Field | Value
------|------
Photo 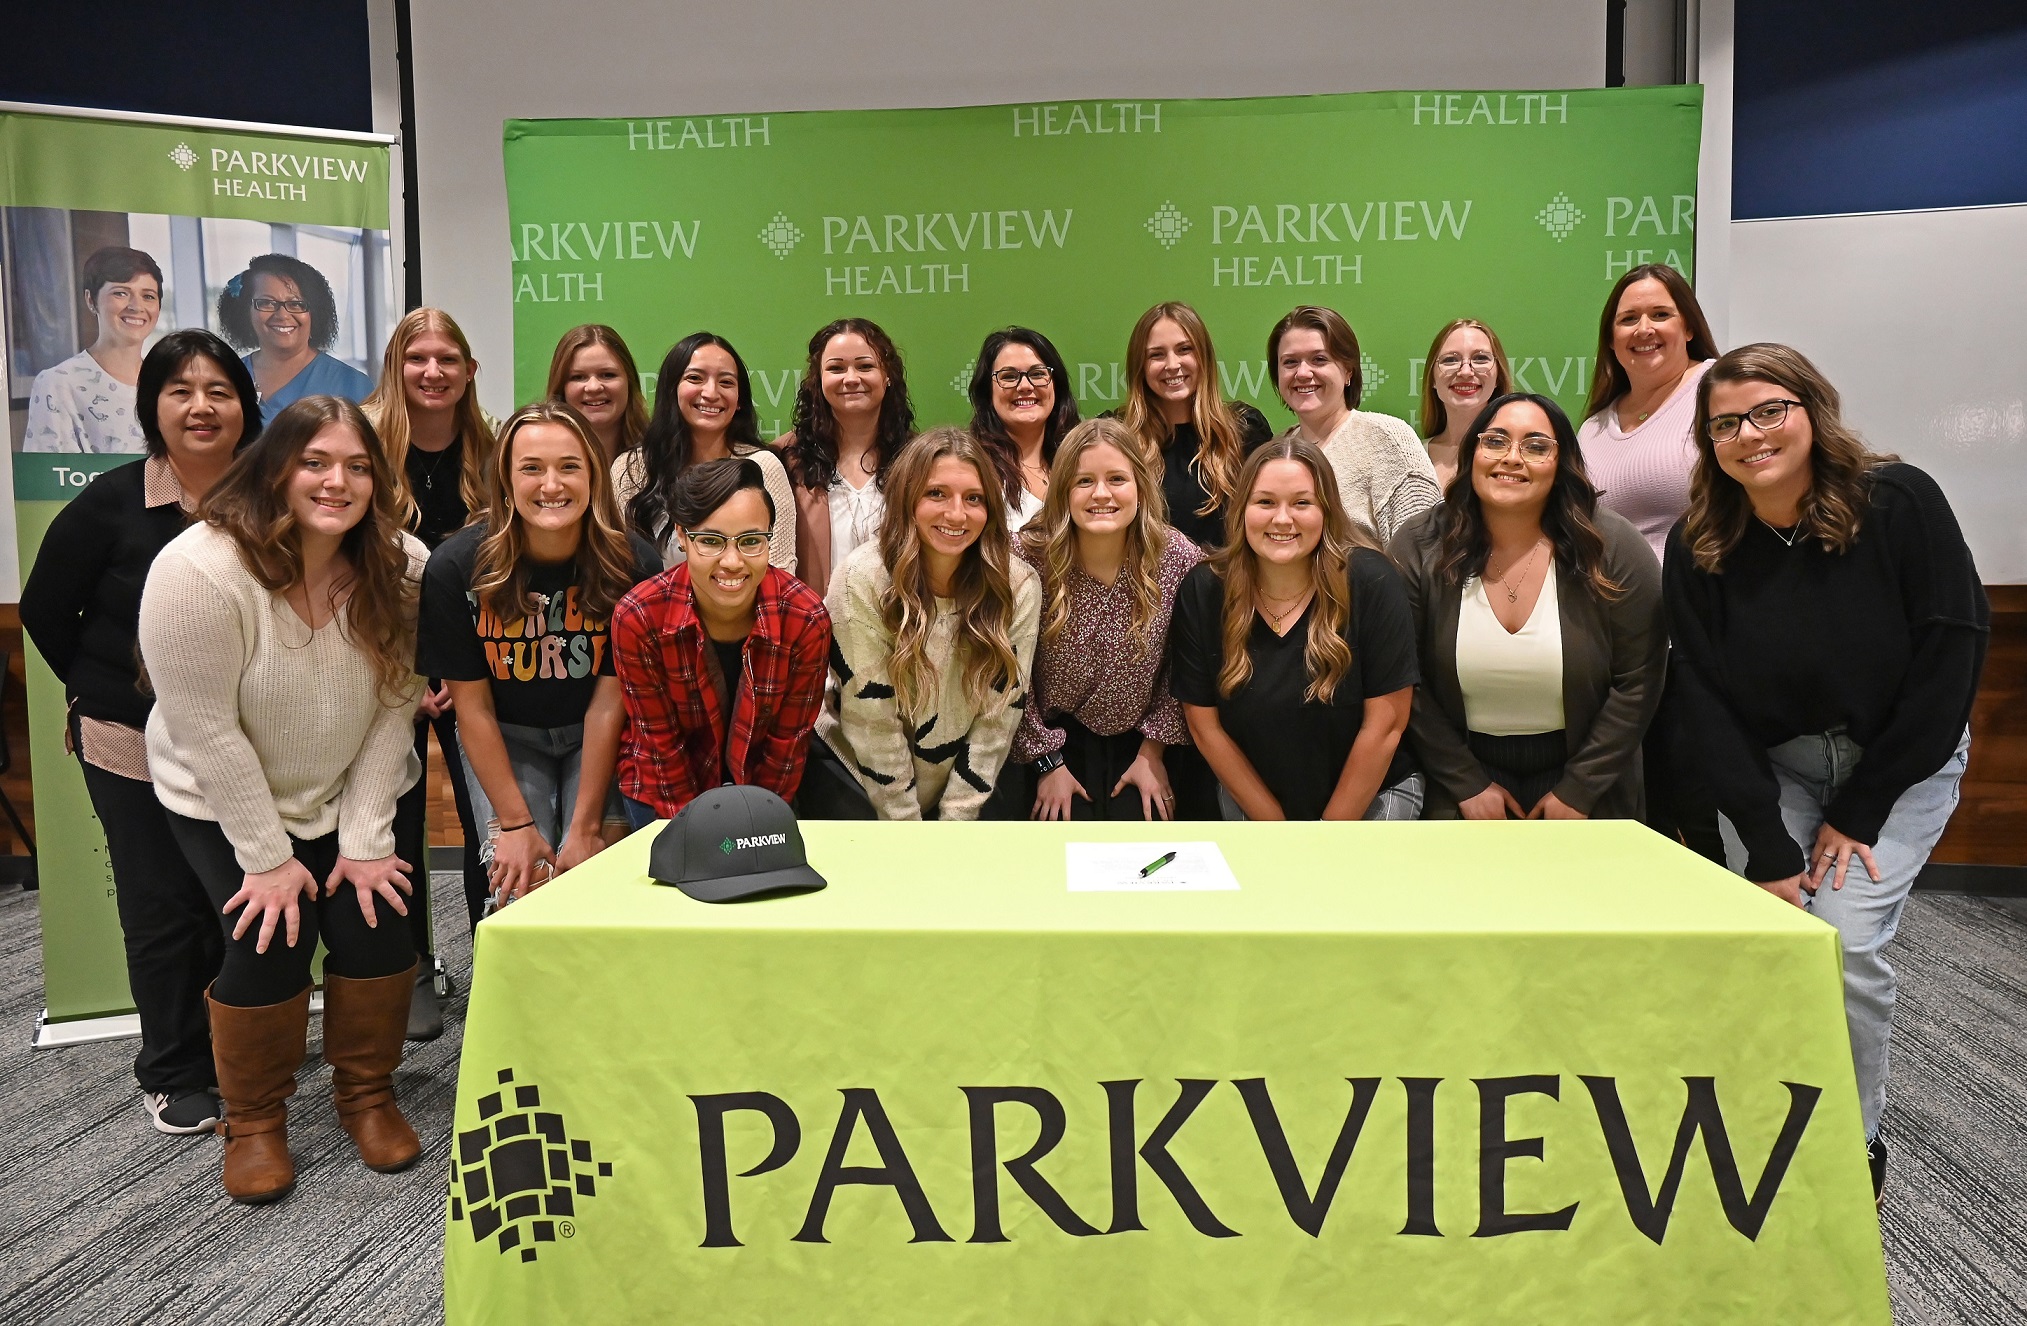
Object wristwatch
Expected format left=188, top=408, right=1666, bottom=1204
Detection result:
left=1034, top=750, right=1066, bottom=776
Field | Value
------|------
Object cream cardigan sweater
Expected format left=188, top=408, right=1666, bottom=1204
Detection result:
left=139, top=523, right=426, bottom=873
left=817, top=541, right=1041, bottom=820
left=1285, top=410, right=1443, bottom=546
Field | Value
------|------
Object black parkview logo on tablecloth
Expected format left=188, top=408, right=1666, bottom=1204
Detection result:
left=449, top=1068, right=612, bottom=1263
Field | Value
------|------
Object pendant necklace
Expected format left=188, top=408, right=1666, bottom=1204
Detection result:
left=1488, top=540, right=1545, bottom=603
left=1257, top=589, right=1311, bottom=632
left=415, top=440, right=456, bottom=494
left=1759, top=517, right=1804, bottom=547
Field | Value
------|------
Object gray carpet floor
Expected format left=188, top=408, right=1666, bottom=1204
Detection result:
left=0, top=877, right=2021, bottom=1324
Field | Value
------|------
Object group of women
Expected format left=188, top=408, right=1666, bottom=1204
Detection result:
left=17, top=265, right=1985, bottom=1206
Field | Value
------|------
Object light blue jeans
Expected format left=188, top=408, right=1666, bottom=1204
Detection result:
left=1718, top=727, right=1971, bottom=1141
left=1219, top=774, right=1426, bottom=822
left=459, top=721, right=625, bottom=868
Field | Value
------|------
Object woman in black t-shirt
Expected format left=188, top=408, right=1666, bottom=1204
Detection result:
left=1171, top=437, right=1421, bottom=820
left=1116, top=301, right=1272, bottom=552
left=417, top=401, right=660, bottom=907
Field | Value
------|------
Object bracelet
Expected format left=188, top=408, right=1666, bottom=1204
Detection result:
left=497, top=820, right=536, bottom=834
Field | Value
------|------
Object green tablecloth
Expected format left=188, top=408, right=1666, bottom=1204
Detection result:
left=444, top=820, right=1887, bottom=1324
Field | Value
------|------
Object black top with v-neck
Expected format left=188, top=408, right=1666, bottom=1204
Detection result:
left=1170, top=548, right=1420, bottom=818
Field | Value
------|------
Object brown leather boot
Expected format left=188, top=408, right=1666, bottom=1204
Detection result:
left=324, top=964, right=423, bottom=1172
left=207, top=985, right=309, bottom=1204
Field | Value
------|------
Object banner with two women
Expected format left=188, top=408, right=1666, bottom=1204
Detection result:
left=0, top=107, right=394, bottom=1030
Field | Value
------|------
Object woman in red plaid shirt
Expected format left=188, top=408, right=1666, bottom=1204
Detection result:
left=611, top=458, right=832, bottom=824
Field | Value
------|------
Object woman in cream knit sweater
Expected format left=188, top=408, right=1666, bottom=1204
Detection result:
left=804, top=427, right=1041, bottom=821
left=139, top=395, right=427, bottom=1205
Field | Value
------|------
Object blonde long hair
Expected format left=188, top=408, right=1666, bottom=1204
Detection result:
left=362, top=307, right=494, bottom=527
left=1214, top=437, right=1374, bottom=704
left=472, top=401, right=640, bottom=621
left=1119, top=301, right=1248, bottom=524
left=876, top=428, right=1022, bottom=718
left=1017, top=418, right=1170, bottom=652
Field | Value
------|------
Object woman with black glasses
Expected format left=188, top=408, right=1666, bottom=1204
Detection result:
left=1392, top=394, right=1665, bottom=820
left=968, top=327, right=1080, bottom=531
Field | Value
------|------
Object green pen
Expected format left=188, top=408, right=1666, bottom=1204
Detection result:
left=1139, top=851, right=1178, bottom=878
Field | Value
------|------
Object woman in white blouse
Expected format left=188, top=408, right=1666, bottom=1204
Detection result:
left=1390, top=393, right=1666, bottom=820
left=781, top=318, right=916, bottom=595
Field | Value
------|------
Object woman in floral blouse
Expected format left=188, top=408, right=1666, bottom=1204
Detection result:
left=1010, top=418, right=1205, bottom=820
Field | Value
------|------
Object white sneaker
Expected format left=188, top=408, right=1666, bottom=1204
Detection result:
left=145, top=1088, right=222, bottom=1135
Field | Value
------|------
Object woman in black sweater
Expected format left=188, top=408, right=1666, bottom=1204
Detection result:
left=1665, top=342, right=1987, bottom=1197
left=19, top=330, right=259, bottom=1135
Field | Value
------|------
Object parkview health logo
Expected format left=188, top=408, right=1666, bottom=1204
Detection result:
left=450, top=1068, right=612, bottom=1263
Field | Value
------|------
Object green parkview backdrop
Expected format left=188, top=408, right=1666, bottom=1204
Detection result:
left=502, top=87, right=1701, bottom=435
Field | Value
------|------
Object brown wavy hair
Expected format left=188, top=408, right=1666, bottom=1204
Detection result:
left=1214, top=437, right=1375, bottom=703
left=201, top=395, right=417, bottom=704
left=1582, top=263, right=1721, bottom=421
left=545, top=324, right=648, bottom=457
left=362, top=306, right=494, bottom=529
left=1683, top=343, right=1897, bottom=573
left=1419, top=318, right=1513, bottom=439
left=472, top=401, right=640, bottom=622
left=1018, top=418, right=1170, bottom=654
left=1120, top=302, right=1250, bottom=524
left=782, top=318, right=916, bottom=491
left=1431, top=393, right=1623, bottom=600
left=877, top=428, right=1022, bottom=717
left=1267, top=306, right=1364, bottom=410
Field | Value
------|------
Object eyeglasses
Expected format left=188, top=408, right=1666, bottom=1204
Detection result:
left=1435, top=352, right=1496, bottom=374
left=991, top=366, right=1054, bottom=390
left=1707, top=398, right=1803, bottom=444
left=683, top=530, right=770, bottom=556
left=250, top=297, right=310, bottom=314
left=1476, top=431, right=1557, bottom=461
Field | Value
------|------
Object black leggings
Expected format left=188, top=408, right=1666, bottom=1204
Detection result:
left=167, top=813, right=414, bottom=1008
left=418, top=707, right=489, bottom=931
left=77, top=756, right=221, bottom=1092
left=992, top=715, right=1174, bottom=821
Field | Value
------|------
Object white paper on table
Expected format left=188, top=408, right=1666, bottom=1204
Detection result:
left=1064, top=841, right=1240, bottom=892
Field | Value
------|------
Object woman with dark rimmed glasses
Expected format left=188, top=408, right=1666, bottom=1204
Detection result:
left=967, top=327, right=1080, bottom=531
left=1391, top=393, right=1665, bottom=821
left=1664, top=342, right=1986, bottom=1202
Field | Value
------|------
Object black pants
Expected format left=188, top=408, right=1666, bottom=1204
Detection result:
left=416, top=708, right=488, bottom=932
left=167, top=813, right=414, bottom=1008
left=993, top=716, right=1177, bottom=821
left=797, top=734, right=1019, bottom=821
left=1467, top=729, right=1568, bottom=813
left=77, top=758, right=222, bottom=1092
left=1645, top=666, right=1725, bottom=862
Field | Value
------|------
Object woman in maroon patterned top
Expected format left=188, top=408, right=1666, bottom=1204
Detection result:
left=1009, top=418, right=1205, bottom=820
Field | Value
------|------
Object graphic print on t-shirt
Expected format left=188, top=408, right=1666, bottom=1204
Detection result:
left=469, top=586, right=610, bottom=683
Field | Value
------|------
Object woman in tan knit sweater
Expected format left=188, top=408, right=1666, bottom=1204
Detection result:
left=804, top=427, right=1041, bottom=820
left=138, top=395, right=427, bottom=1205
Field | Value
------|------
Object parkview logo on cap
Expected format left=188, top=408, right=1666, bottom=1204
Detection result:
left=650, top=786, right=826, bottom=903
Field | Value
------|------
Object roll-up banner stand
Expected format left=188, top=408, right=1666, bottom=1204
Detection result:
left=0, top=103, right=397, bottom=1046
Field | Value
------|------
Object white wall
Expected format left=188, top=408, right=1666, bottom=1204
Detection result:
left=400, top=0, right=1610, bottom=419
left=1731, top=204, right=2027, bottom=582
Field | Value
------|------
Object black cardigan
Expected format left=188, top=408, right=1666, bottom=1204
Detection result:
left=20, top=459, right=191, bottom=729
left=1663, top=463, right=1987, bottom=881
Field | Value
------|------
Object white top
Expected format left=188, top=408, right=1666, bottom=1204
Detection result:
left=827, top=473, right=886, bottom=579
left=1455, top=569, right=1564, bottom=736
left=1008, top=485, right=1045, bottom=533
left=1576, top=359, right=1712, bottom=564
left=138, top=523, right=426, bottom=873
left=23, top=350, right=146, bottom=454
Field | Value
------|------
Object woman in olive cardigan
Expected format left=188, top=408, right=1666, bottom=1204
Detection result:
left=1390, top=393, right=1666, bottom=821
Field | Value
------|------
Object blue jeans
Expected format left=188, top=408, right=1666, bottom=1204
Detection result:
left=459, top=721, right=624, bottom=868
left=1717, top=727, right=1971, bottom=1140
left=1219, top=774, right=1425, bottom=822
left=623, top=795, right=661, bottom=833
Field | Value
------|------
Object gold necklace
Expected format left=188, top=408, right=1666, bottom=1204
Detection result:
left=1256, top=588, right=1312, bottom=631
left=1486, top=539, right=1546, bottom=604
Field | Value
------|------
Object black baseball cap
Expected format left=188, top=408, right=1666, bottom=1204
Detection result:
left=648, top=785, right=827, bottom=903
